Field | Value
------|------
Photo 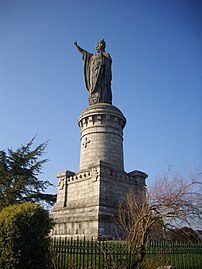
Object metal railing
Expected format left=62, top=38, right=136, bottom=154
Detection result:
left=49, top=238, right=202, bottom=269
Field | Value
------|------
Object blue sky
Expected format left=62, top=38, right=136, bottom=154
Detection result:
left=1, top=0, right=201, bottom=194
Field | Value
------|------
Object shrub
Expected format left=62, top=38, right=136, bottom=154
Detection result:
left=0, top=202, right=53, bottom=269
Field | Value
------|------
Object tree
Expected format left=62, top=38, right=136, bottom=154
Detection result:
left=115, top=169, right=202, bottom=269
left=0, top=202, right=53, bottom=269
left=167, top=227, right=201, bottom=243
left=0, top=137, right=56, bottom=210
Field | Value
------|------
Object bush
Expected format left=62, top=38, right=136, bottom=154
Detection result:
left=0, top=202, right=53, bottom=269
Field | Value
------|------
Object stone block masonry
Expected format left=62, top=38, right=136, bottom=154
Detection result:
left=52, top=160, right=147, bottom=239
left=78, top=104, right=126, bottom=171
left=51, top=103, right=148, bottom=239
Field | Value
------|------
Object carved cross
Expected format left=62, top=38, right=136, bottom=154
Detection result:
left=82, top=137, right=90, bottom=148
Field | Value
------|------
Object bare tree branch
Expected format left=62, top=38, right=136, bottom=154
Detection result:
left=114, top=169, right=202, bottom=268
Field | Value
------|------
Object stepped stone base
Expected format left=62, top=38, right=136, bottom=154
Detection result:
left=51, top=161, right=147, bottom=239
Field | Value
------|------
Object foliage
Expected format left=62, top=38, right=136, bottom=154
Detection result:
left=0, top=202, right=53, bottom=269
left=114, top=169, right=202, bottom=268
left=168, top=227, right=201, bottom=243
left=0, top=137, right=56, bottom=209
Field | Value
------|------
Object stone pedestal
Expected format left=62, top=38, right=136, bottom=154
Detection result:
left=78, top=104, right=126, bottom=171
left=51, top=104, right=148, bottom=239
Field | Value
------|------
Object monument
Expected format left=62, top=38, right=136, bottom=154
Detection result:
left=51, top=40, right=148, bottom=239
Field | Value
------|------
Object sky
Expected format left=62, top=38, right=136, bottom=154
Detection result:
left=1, top=0, right=201, bottom=195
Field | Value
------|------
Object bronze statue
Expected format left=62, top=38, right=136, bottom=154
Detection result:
left=74, top=40, right=112, bottom=105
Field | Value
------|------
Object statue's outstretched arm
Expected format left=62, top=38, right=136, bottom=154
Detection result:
left=74, top=41, right=85, bottom=54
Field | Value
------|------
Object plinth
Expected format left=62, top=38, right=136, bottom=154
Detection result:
left=52, top=104, right=147, bottom=239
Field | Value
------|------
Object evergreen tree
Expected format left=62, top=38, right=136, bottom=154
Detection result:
left=0, top=138, right=56, bottom=210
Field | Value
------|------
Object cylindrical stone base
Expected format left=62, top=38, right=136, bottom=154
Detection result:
left=78, top=104, right=126, bottom=171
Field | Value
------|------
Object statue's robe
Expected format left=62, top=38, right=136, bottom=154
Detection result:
left=82, top=51, right=112, bottom=105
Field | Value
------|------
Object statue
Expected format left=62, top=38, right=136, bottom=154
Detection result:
left=74, top=39, right=112, bottom=105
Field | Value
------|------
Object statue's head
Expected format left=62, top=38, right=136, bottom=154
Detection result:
left=96, top=39, right=106, bottom=52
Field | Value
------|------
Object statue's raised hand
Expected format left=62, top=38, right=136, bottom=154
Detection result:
left=74, top=41, right=84, bottom=53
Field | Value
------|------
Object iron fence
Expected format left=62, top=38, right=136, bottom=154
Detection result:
left=49, top=238, right=202, bottom=269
